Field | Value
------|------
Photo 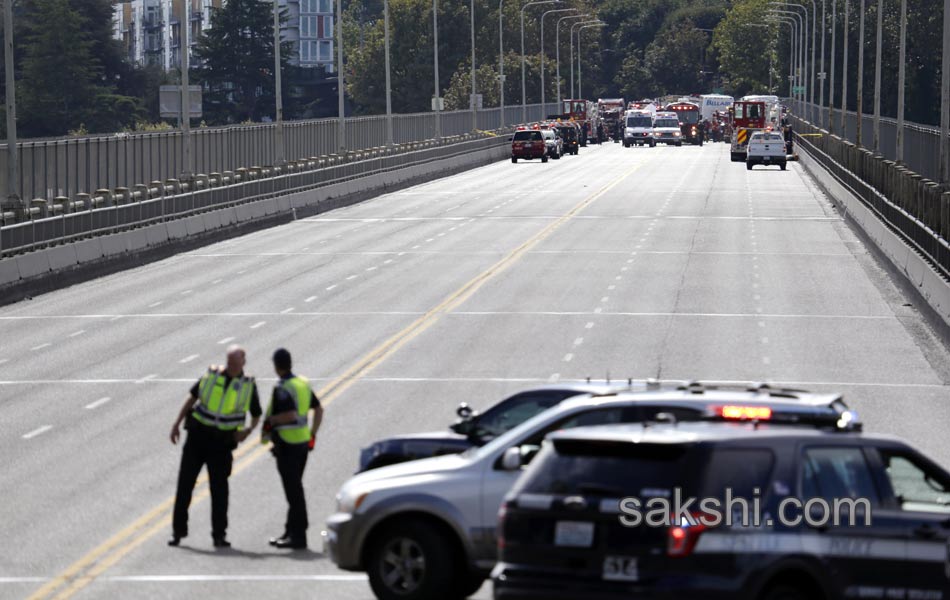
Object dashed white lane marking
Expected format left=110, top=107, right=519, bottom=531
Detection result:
left=437, top=233, right=446, bottom=237
left=69, top=330, right=86, bottom=337
left=574, top=338, right=584, bottom=346
left=762, top=357, right=772, bottom=365
left=411, top=245, right=420, bottom=249
left=250, top=321, right=267, bottom=329
left=346, top=275, right=358, bottom=281
left=218, top=337, right=235, bottom=344
left=762, top=337, right=770, bottom=344
left=383, top=259, right=394, bottom=264
left=100, top=575, right=369, bottom=583
left=585, top=322, right=595, bottom=329
left=31, top=343, right=51, bottom=351
left=85, top=397, right=112, bottom=410
left=22, top=425, right=53, bottom=440
left=615, top=275, right=622, bottom=280
left=608, top=285, right=616, bottom=291
left=237, top=270, right=247, bottom=275
left=758, top=321, right=766, bottom=328
left=326, top=285, right=338, bottom=291
left=179, top=354, right=199, bottom=364
left=601, top=297, right=610, bottom=303
left=136, top=374, right=158, bottom=384
left=148, top=302, right=163, bottom=308
left=212, top=279, right=222, bottom=285
left=594, top=307, right=603, bottom=314
left=0, top=359, right=8, bottom=365
left=305, top=296, right=317, bottom=303
left=110, top=316, right=122, bottom=322
left=366, top=267, right=378, bottom=272
left=563, top=353, right=574, bottom=362
left=180, top=290, right=193, bottom=296
left=281, top=308, right=295, bottom=314
left=398, top=252, right=407, bottom=256
left=425, top=238, right=435, bottom=243
left=548, top=373, right=561, bottom=383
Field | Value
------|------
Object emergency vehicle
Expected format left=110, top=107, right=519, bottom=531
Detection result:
left=560, top=99, right=601, bottom=146
left=627, top=99, right=658, bottom=118
left=741, top=94, right=782, bottom=126
left=665, top=101, right=703, bottom=145
left=623, top=110, right=655, bottom=147
left=730, top=100, right=769, bottom=162
left=699, top=94, right=734, bottom=121
left=598, top=98, right=626, bottom=143
left=652, top=111, right=683, bottom=146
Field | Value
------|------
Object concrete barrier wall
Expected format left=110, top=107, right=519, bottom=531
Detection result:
left=0, top=141, right=509, bottom=305
left=797, top=140, right=950, bottom=330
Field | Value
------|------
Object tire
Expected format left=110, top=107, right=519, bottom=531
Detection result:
left=452, top=570, right=485, bottom=599
left=510, top=157, right=517, bottom=163
left=760, top=585, right=810, bottom=600
left=367, top=520, right=456, bottom=600
left=780, top=161, right=787, bottom=171
left=573, top=148, right=578, bottom=155
left=553, top=152, right=561, bottom=160
left=676, top=141, right=682, bottom=147
left=649, top=141, right=656, bottom=148
left=541, top=155, right=548, bottom=163
left=623, top=141, right=630, bottom=148
left=747, top=162, right=753, bottom=170
left=731, top=152, right=743, bottom=162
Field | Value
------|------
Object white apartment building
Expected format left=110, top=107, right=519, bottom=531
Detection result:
left=114, top=0, right=336, bottom=72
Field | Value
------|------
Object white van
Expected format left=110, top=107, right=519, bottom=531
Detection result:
left=623, top=110, right=655, bottom=147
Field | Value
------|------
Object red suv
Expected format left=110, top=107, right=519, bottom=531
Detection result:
left=511, top=130, right=548, bottom=163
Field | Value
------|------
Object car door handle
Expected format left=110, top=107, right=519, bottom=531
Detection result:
left=914, top=525, right=938, bottom=539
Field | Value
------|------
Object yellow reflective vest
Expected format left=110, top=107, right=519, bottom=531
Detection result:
left=265, top=376, right=312, bottom=444
left=191, top=368, right=255, bottom=431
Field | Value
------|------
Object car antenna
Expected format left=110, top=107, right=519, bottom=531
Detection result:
left=586, top=376, right=591, bottom=383
left=606, top=370, right=611, bottom=384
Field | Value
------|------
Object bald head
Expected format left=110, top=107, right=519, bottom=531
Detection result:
left=225, top=345, right=246, bottom=376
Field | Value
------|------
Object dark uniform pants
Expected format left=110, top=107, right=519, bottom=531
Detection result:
left=173, top=427, right=234, bottom=539
left=274, top=442, right=309, bottom=541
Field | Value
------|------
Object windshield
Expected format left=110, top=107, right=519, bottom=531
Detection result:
left=627, top=116, right=652, bottom=128
left=513, top=131, right=542, bottom=141
left=675, top=111, right=699, bottom=124
left=464, top=397, right=592, bottom=460
left=655, top=118, right=678, bottom=128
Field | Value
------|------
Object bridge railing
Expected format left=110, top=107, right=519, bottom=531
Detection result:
left=0, top=103, right=561, bottom=210
left=788, top=110, right=950, bottom=281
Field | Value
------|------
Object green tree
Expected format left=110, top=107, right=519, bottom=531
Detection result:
left=17, top=0, right=104, bottom=136
left=712, top=0, right=775, bottom=96
left=194, top=0, right=294, bottom=124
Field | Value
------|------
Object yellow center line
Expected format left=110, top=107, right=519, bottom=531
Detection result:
left=28, top=159, right=642, bottom=600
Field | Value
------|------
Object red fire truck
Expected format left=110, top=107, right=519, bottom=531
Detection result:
left=560, top=99, right=602, bottom=146
left=664, top=101, right=703, bottom=146
left=729, top=100, right=768, bottom=162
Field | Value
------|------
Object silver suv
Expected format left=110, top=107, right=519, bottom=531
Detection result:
left=323, top=382, right=859, bottom=600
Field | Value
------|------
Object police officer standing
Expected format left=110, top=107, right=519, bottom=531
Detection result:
left=264, top=348, right=324, bottom=550
left=168, top=345, right=261, bottom=548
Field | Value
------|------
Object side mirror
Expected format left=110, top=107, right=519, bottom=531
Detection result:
left=508, top=137, right=514, bottom=142
left=501, top=447, right=523, bottom=471
left=457, top=403, right=473, bottom=420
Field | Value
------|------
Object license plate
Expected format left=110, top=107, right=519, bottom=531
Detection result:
left=554, top=521, right=594, bottom=547
left=603, top=556, right=639, bottom=581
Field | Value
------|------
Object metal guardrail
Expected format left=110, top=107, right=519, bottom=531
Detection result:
left=0, top=134, right=509, bottom=258
left=790, top=113, right=950, bottom=281
left=0, top=103, right=560, bottom=208
left=792, top=100, right=947, bottom=183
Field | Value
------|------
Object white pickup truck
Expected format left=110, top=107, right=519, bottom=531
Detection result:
left=746, top=131, right=787, bottom=170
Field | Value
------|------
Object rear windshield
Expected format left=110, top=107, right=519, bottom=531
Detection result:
left=513, top=440, right=699, bottom=497
left=678, top=112, right=699, bottom=124
left=513, top=131, right=542, bottom=141
left=655, top=118, right=678, bottom=128
left=627, top=116, right=652, bottom=128
left=753, top=134, right=784, bottom=142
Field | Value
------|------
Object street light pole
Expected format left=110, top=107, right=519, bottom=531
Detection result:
left=873, top=0, right=882, bottom=152
left=556, top=15, right=587, bottom=108
left=819, top=0, right=825, bottom=128
left=385, top=0, right=393, bottom=145
left=470, top=0, right=477, bottom=132
left=896, top=0, right=906, bottom=162
left=569, top=20, right=599, bottom=100
left=433, top=0, right=441, bottom=138
left=540, top=8, right=575, bottom=116
left=336, top=0, right=345, bottom=152
left=577, top=23, right=605, bottom=98
left=829, top=0, right=836, bottom=134
left=3, top=0, right=19, bottom=211
left=273, top=0, right=285, bottom=166
left=181, top=0, right=193, bottom=180
left=840, top=0, right=849, bottom=135
left=856, top=0, right=865, bottom=147
left=769, top=8, right=804, bottom=107
left=941, top=0, right=950, bottom=182
left=521, top=0, right=559, bottom=124
left=499, top=0, right=506, bottom=127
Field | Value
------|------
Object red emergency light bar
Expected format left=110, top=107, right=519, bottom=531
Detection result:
left=715, top=405, right=773, bottom=420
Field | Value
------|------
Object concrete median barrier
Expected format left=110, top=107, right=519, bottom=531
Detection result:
left=145, top=224, right=169, bottom=246
left=74, top=239, right=103, bottom=263
left=16, top=250, right=51, bottom=279
left=166, top=220, right=188, bottom=240
left=184, top=215, right=206, bottom=236
left=100, top=233, right=130, bottom=257
left=0, top=257, right=20, bottom=286
left=127, top=229, right=149, bottom=252
left=202, top=211, right=223, bottom=230
left=47, top=245, right=78, bottom=270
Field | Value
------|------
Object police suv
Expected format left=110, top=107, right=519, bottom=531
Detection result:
left=324, top=382, right=861, bottom=600
left=493, top=420, right=950, bottom=600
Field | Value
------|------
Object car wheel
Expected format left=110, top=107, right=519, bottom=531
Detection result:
left=451, top=570, right=485, bottom=599
left=510, top=157, right=517, bottom=163
left=367, top=520, right=455, bottom=600
left=541, top=155, right=548, bottom=163
left=780, top=162, right=787, bottom=171
left=676, top=141, right=682, bottom=147
left=649, top=141, right=656, bottom=148
left=747, top=162, right=753, bottom=170
left=623, top=142, right=629, bottom=148
left=760, top=585, right=810, bottom=600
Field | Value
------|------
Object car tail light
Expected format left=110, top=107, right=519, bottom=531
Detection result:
left=716, top=405, right=772, bottom=420
left=497, top=503, right=509, bottom=550
left=667, top=512, right=711, bottom=557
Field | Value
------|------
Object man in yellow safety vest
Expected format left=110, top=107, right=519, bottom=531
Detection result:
left=263, top=348, right=323, bottom=549
left=168, top=345, right=261, bottom=548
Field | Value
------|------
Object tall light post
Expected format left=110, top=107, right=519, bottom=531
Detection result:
left=336, top=0, right=345, bottom=152
left=521, top=0, right=560, bottom=124
left=433, top=0, right=441, bottom=138
left=384, top=0, right=393, bottom=145
left=856, top=0, right=865, bottom=147
left=570, top=19, right=600, bottom=100
left=780, top=2, right=814, bottom=121
left=769, top=8, right=805, bottom=107
left=3, top=0, right=19, bottom=212
left=181, top=0, right=193, bottom=180
left=829, top=0, right=836, bottom=134
left=470, top=0, right=477, bottom=132
left=556, top=14, right=588, bottom=107
left=273, top=0, right=286, bottom=166
left=872, top=0, right=883, bottom=152
left=941, top=0, right=949, bottom=182
left=895, top=0, right=907, bottom=162
left=818, top=0, right=825, bottom=128
left=769, top=16, right=798, bottom=99
left=499, top=0, right=507, bottom=127
left=577, top=22, right=606, bottom=98
left=540, top=8, right=576, bottom=115
left=840, top=0, right=849, bottom=135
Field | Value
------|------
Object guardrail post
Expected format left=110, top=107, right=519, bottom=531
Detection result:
left=210, top=173, right=222, bottom=187
left=114, top=187, right=130, bottom=205
left=134, top=184, right=149, bottom=202
left=53, top=196, right=70, bottom=214
left=30, top=198, right=47, bottom=219
left=941, top=191, right=950, bottom=240
left=95, top=189, right=113, bottom=207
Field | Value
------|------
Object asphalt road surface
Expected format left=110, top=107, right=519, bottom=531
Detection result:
left=2, top=140, right=949, bottom=600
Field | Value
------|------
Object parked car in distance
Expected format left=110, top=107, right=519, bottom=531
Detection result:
left=746, top=131, right=787, bottom=170
left=510, top=130, right=547, bottom=163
